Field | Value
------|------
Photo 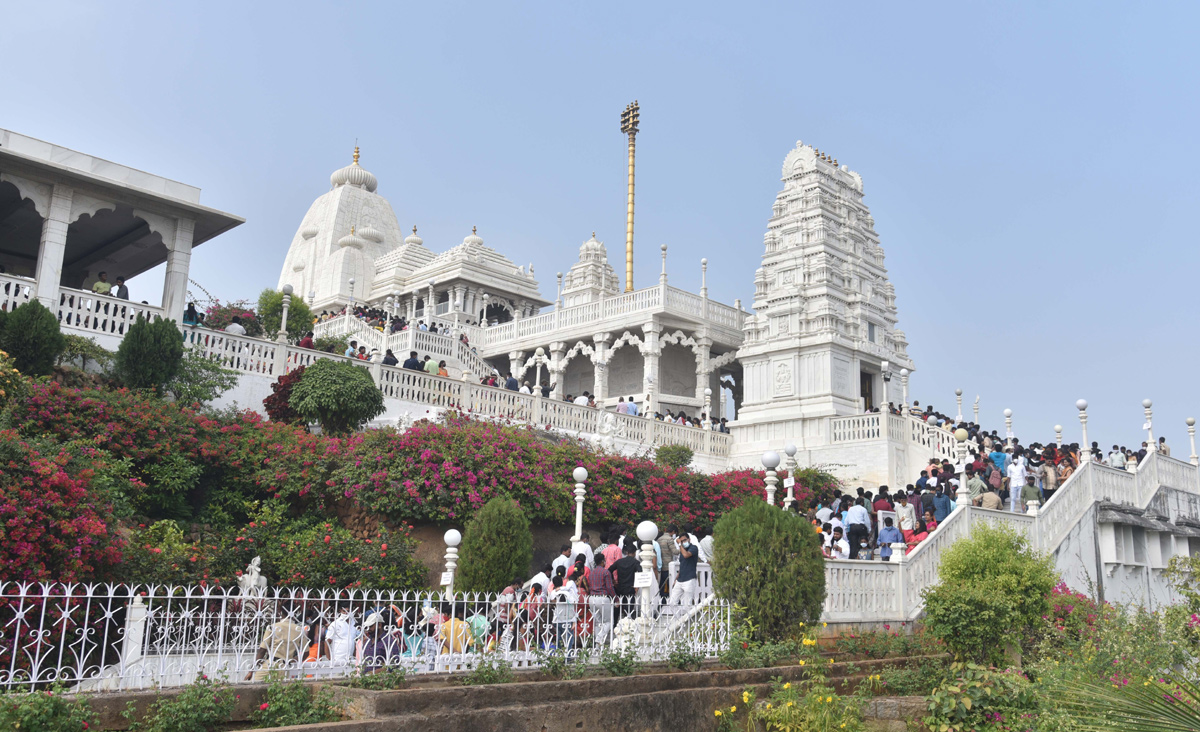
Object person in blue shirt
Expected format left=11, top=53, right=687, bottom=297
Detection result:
left=989, top=448, right=1008, bottom=476
left=933, top=485, right=953, bottom=523
left=877, top=517, right=904, bottom=561
left=915, top=471, right=929, bottom=492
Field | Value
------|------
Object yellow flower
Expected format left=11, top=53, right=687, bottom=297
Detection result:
left=766, top=704, right=772, bottom=709
left=799, top=622, right=805, bottom=627
left=826, top=696, right=833, bottom=703
left=714, top=710, right=722, bottom=717
left=823, top=622, right=828, bottom=628
left=730, top=706, right=737, bottom=713
left=799, top=660, right=805, bottom=666
left=787, top=701, right=793, bottom=707
left=743, top=692, right=750, bottom=703
left=783, top=682, right=791, bottom=689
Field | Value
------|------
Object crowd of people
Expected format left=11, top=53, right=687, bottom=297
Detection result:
left=812, top=399, right=1175, bottom=561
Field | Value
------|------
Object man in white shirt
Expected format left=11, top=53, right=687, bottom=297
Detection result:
left=829, top=527, right=850, bottom=560
left=573, top=391, right=591, bottom=406
left=815, top=505, right=834, bottom=525
left=1107, top=446, right=1126, bottom=470
left=324, top=609, right=356, bottom=665
left=418, top=321, right=428, bottom=331
left=224, top=316, right=247, bottom=335
left=844, top=497, right=872, bottom=560
left=895, top=494, right=917, bottom=532
left=550, top=543, right=573, bottom=577
left=570, top=533, right=595, bottom=569
left=1006, top=460, right=1027, bottom=512
left=519, top=382, right=532, bottom=395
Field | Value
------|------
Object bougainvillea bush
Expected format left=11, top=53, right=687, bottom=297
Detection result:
left=202, top=299, right=262, bottom=336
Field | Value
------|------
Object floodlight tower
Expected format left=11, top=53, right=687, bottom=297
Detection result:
left=620, top=100, right=640, bottom=292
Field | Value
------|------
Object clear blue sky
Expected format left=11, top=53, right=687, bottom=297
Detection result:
left=4, top=1, right=1199, bottom=451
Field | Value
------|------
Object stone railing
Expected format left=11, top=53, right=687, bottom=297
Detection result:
left=0, top=272, right=33, bottom=313
left=313, top=314, right=491, bottom=380
left=0, top=275, right=167, bottom=336
left=830, top=412, right=963, bottom=463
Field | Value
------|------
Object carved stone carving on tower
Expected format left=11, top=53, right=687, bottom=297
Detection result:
left=562, top=233, right=619, bottom=307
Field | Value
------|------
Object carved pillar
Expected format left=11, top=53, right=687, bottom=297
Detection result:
left=550, top=342, right=567, bottom=400
left=693, top=335, right=712, bottom=403
left=161, top=217, right=195, bottom=322
left=592, top=332, right=611, bottom=402
left=508, top=350, right=524, bottom=380
left=640, top=321, right=662, bottom=416
left=34, top=184, right=74, bottom=308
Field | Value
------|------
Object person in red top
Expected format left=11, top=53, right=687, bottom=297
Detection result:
left=298, top=331, right=315, bottom=349
left=872, top=488, right=893, bottom=513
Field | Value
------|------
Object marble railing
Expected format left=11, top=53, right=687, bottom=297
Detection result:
left=0, top=275, right=167, bottom=337
left=0, top=272, right=33, bottom=313
left=819, top=450, right=1200, bottom=623
left=830, top=412, right=962, bottom=463
left=313, top=315, right=491, bottom=380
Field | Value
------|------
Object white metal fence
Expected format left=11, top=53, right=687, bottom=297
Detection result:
left=0, top=583, right=731, bottom=692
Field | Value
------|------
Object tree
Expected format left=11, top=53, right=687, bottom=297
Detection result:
left=711, top=497, right=826, bottom=640
left=165, top=349, right=239, bottom=406
left=655, top=444, right=694, bottom=468
left=0, top=300, right=65, bottom=376
left=456, top=497, right=535, bottom=593
left=257, top=288, right=315, bottom=345
left=263, top=366, right=306, bottom=423
left=57, top=334, right=114, bottom=372
left=288, top=358, right=384, bottom=435
left=114, top=316, right=184, bottom=391
left=922, top=522, right=1057, bottom=664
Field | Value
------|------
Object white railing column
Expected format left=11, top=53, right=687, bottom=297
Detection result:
left=892, top=543, right=908, bottom=617
left=1077, top=400, right=1091, bottom=462
left=442, top=529, right=461, bottom=597
left=762, top=451, right=780, bottom=505
left=637, top=520, right=658, bottom=642
left=571, top=467, right=588, bottom=542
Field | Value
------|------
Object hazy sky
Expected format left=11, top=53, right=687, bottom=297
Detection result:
left=4, top=1, right=1199, bottom=450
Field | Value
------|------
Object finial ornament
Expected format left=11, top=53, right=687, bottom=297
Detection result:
left=352, top=145, right=360, bottom=165
left=351, top=225, right=355, bottom=234
left=412, top=225, right=417, bottom=234
left=472, top=226, right=477, bottom=235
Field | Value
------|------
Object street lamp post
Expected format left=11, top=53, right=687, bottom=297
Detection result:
left=571, top=467, right=588, bottom=541
left=1004, top=409, right=1013, bottom=448
left=762, top=451, right=780, bottom=505
left=1188, top=417, right=1198, bottom=466
left=482, top=293, right=490, bottom=328
left=703, top=387, right=712, bottom=429
left=348, top=277, right=355, bottom=308
left=783, top=443, right=798, bottom=509
left=534, top=347, right=546, bottom=391
left=973, top=396, right=980, bottom=426
left=1077, top=400, right=1091, bottom=462
left=636, top=520, right=658, bottom=626
left=278, top=284, right=293, bottom=344
left=900, top=369, right=909, bottom=411
left=881, top=360, right=891, bottom=410
left=1143, top=399, right=1155, bottom=448
left=308, top=290, right=315, bottom=307
left=1055, top=425, right=1063, bottom=449
left=955, top=389, right=963, bottom=424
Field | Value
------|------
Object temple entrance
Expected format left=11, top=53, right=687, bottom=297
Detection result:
left=860, top=370, right=874, bottom=412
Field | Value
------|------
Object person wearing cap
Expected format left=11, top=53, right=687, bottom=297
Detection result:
left=360, top=610, right=401, bottom=671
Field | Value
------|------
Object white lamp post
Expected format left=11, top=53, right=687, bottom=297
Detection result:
left=762, top=450, right=780, bottom=505
left=955, top=388, right=963, bottom=424
left=703, top=387, right=712, bottom=429
left=571, top=466, right=588, bottom=541
left=1143, top=399, right=1154, bottom=448
left=1077, top=400, right=1090, bottom=462
left=881, top=360, right=891, bottom=409
left=955, top=428, right=971, bottom=507
left=482, top=293, right=490, bottom=328
left=392, top=290, right=401, bottom=317
left=278, top=284, right=293, bottom=344
left=782, top=443, right=797, bottom=508
left=348, top=277, right=355, bottom=308
left=1054, top=425, right=1063, bottom=449
left=900, top=368, right=909, bottom=411
left=1003, top=408, right=1013, bottom=448
left=427, top=280, right=436, bottom=321
left=534, top=347, right=546, bottom=392
left=636, top=520, right=658, bottom=619
left=1188, top=417, right=1198, bottom=466
left=973, top=396, right=980, bottom=426
left=443, top=529, right=461, bottom=596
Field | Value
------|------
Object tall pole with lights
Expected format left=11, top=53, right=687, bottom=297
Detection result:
left=620, top=101, right=640, bottom=293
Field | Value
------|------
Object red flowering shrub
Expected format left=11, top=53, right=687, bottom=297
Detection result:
left=264, top=366, right=305, bottom=423
left=203, top=299, right=262, bottom=336
left=0, top=431, right=125, bottom=582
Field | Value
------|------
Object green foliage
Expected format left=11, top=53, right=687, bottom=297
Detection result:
left=654, top=443, right=694, bottom=468
left=718, top=612, right=824, bottom=670
left=923, top=662, right=1037, bottom=732
left=834, top=626, right=942, bottom=660
left=114, top=315, right=184, bottom=391
left=922, top=523, right=1057, bottom=663
left=248, top=672, right=340, bottom=728
left=312, top=335, right=350, bottom=353
left=0, top=348, right=30, bottom=409
left=0, top=300, right=65, bottom=376
left=57, top=333, right=113, bottom=371
left=461, top=654, right=516, bottom=685
left=534, top=647, right=588, bottom=680
left=751, top=673, right=881, bottom=732
left=877, top=659, right=948, bottom=696
left=712, top=497, right=826, bottom=641
left=289, top=358, right=384, bottom=435
left=257, top=288, right=315, bottom=345
left=600, top=645, right=642, bottom=676
left=1055, top=673, right=1200, bottom=732
left=456, top=497, right=534, bottom=593
left=124, top=673, right=236, bottom=732
left=165, top=349, right=239, bottom=406
left=667, top=642, right=704, bottom=672
left=341, top=665, right=408, bottom=690
left=0, top=685, right=96, bottom=732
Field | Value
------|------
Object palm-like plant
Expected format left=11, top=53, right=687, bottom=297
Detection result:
left=1058, top=675, right=1200, bottom=731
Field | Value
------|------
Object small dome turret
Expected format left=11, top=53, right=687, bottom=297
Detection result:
left=337, top=226, right=366, bottom=249
left=404, top=225, right=423, bottom=246
left=330, top=146, right=378, bottom=193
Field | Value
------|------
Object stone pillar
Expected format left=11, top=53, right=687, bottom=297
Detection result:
left=508, top=350, right=524, bottom=381
left=592, top=332, right=610, bottom=402
left=693, top=335, right=712, bottom=405
left=550, top=342, right=567, bottom=400
left=640, top=321, right=661, bottom=415
left=161, top=217, right=195, bottom=322
left=33, top=184, right=74, bottom=308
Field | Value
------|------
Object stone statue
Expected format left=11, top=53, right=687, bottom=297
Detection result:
left=238, top=556, right=268, bottom=597
left=594, top=411, right=626, bottom=451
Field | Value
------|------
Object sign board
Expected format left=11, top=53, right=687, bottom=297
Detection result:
left=633, top=572, right=653, bottom=589
left=439, top=571, right=453, bottom=587
left=783, top=477, right=796, bottom=488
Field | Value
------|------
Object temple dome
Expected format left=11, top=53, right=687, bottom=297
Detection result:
left=462, top=226, right=484, bottom=247
left=330, top=146, right=378, bottom=193
left=579, top=232, right=606, bottom=258
left=358, top=225, right=384, bottom=243
left=404, top=226, right=423, bottom=246
left=337, top=227, right=366, bottom=249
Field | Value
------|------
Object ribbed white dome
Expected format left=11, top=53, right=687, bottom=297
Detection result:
left=300, top=225, right=319, bottom=239
left=358, top=225, right=384, bottom=243
left=404, top=225, right=423, bottom=246
left=463, top=226, right=484, bottom=247
left=579, top=232, right=606, bottom=258
left=337, top=227, right=366, bottom=249
left=330, top=146, right=378, bottom=193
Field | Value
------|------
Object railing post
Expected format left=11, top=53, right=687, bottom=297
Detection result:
left=274, top=342, right=289, bottom=376
left=369, top=351, right=382, bottom=386
left=892, top=544, right=907, bottom=618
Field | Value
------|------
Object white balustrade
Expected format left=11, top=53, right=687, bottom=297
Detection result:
left=0, top=272, right=33, bottom=313
left=823, top=560, right=901, bottom=622
left=56, top=287, right=166, bottom=337
left=181, top=328, right=279, bottom=376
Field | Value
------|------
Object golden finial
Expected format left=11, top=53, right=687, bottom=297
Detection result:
left=592, top=231, right=596, bottom=238
left=833, top=158, right=838, bottom=166
left=351, top=225, right=356, bottom=234
left=472, top=226, right=477, bottom=235
left=352, top=145, right=360, bottom=165
left=412, top=225, right=417, bottom=234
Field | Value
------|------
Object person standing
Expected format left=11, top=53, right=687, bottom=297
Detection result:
left=402, top=351, right=422, bottom=370
left=91, top=271, right=112, bottom=295
left=224, top=315, right=247, bottom=335
left=844, top=497, right=871, bottom=560
left=1020, top=475, right=1041, bottom=513
left=669, top=532, right=699, bottom=606
left=609, top=543, right=642, bottom=619
left=1159, top=437, right=1171, bottom=457
left=895, top=493, right=917, bottom=533
left=1006, top=459, right=1027, bottom=512
left=113, top=276, right=129, bottom=299
left=571, top=532, right=595, bottom=570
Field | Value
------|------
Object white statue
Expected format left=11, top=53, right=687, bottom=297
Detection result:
left=238, top=556, right=268, bottom=597
left=594, top=411, right=627, bottom=451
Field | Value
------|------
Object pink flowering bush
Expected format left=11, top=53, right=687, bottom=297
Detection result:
left=202, top=299, right=263, bottom=337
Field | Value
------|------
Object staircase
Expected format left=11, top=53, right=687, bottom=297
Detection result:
left=313, top=314, right=492, bottom=380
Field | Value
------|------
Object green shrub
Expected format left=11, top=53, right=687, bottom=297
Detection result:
left=114, top=315, right=184, bottom=391
left=655, top=444, right=694, bottom=468
left=461, top=654, right=515, bottom=685
left=263, top=366, right=306, bottom=423
left=456, top=497, right=534, bottom=593
left=289, top=358, right=384, bottom=434
left=165, top=348, right=239, bottom=406
left=249, top=672, right=340, bottom=728
left=599, top=645, right=641, bottom=676
left=712, top=497, right=826, bottom=641
left=342, top=665, right=408, bottom=690
left=0, top=685, right=96, bottom=731
left=57, top=333, right=113, bottom=371
left=257, top=288, right=315, bottom=344
left=923, top=662, right=1037, bottom=732
left=0, top=348, right=30, bottom=410
left=124, top=673, right=236, bottom=732
left=0, top=300, right=65, bottom=376
left=313, top=335, right=349, bottom=353
left=921, top=523, right=1056, bottom=664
